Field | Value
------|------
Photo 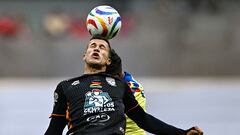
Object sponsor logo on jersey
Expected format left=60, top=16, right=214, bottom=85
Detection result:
left=84, top=89, right=115, bottom=115
left=71, top=80, right=80, bottom=85
left=106, top=77, right=116, bottom=87
left=53, top=92, right=59, bottom=106
left=86, top=113, right=110, bottom=125
left=90, top=81, right=102, bottom=88
left=54, top=92, right=58, bottom=102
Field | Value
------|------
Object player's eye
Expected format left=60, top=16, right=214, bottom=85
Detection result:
left=99, top=44, right=106, bottom=50
left=90, top=43, right=96, bottom=48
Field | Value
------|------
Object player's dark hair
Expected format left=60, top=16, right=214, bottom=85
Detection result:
left=90, top=35, right=110, bottom=45
left=106, top=49, right=122, bottom=76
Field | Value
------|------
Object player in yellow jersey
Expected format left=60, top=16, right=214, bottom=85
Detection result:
left=123, top=71, right=146, bottom=135
left=106, top=49, right=146, bottom=135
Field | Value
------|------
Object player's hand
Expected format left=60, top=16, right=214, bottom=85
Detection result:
left=186, top=126, right=203, bottom=135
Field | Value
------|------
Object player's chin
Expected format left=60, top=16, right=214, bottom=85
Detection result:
left=88, top=61, right=105, bottom=68
left=88, top=58, right=100, bottom=64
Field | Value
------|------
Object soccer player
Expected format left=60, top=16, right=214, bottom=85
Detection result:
left=44, top=36, right=203, bottom=135
left=106, top=49, right=146, bottom=135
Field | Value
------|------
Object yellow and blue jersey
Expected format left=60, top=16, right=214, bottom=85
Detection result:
left=123, top=71, right=146, bottom=135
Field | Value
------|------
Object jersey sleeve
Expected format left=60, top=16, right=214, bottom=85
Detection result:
left=45, top=82, right=67, bottom=135
left=50, top=81, right=67, bottom=117
left=123, top=71, right=146, bottom=110
left=123, top=83, right=140, bottom=113
left=44, top=116, right=67, bottom=135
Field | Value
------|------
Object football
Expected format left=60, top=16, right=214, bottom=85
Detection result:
left=86, top=5, right=122, bottom=39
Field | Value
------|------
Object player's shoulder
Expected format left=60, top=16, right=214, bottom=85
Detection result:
left=123, top=71, right=136, bottom=82
left=65, top=75, right=83, bottom=82
left=123, top=71, right=144, bottom=89
left=57, top=75, right=85, bottom=86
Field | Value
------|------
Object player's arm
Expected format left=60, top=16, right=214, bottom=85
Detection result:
left=126, top=106, right=203, bottom=135
left=45, top=116, right=67, bottom=135
left=126, top=104, right=186, bottom=135
left=123, top=84, right=187, bottom=135
left=45, top=81, right=67, bottom=135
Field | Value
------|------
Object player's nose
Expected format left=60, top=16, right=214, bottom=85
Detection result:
left=93, top=47, right=100, bottom=52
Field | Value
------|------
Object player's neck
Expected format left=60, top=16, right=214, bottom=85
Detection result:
left=84, top=65, right=106, bottom=74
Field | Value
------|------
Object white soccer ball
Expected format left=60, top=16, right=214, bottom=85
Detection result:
left=86, top=5, right=122, bottom=39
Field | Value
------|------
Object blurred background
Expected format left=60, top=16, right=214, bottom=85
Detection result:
left=0, top=0, right=240, bottom=134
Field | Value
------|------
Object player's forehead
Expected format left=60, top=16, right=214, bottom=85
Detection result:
left=88, top=39, right=110, bottom=49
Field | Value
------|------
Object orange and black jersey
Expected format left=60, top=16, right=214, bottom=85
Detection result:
left=45, top=73, right=187, bottom=135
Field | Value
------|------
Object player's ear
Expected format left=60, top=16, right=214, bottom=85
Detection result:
left=82, top=53, right=86, bottom=61
left=83, top=44, right=89, bottom=61
left=106, top=58, right=111, bottom=66
left=106, top=48, right=111, bottom=65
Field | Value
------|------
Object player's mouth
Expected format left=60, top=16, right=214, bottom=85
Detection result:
left=91, top=52, right=100, bottom=59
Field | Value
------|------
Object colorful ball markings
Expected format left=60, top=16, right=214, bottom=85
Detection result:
left=86, top=5, right=122, bottom=39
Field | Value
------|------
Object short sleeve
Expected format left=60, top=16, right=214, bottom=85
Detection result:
left=123, top=83, right=139, bottom=114
left=50, top=82, right=67, bottom=117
